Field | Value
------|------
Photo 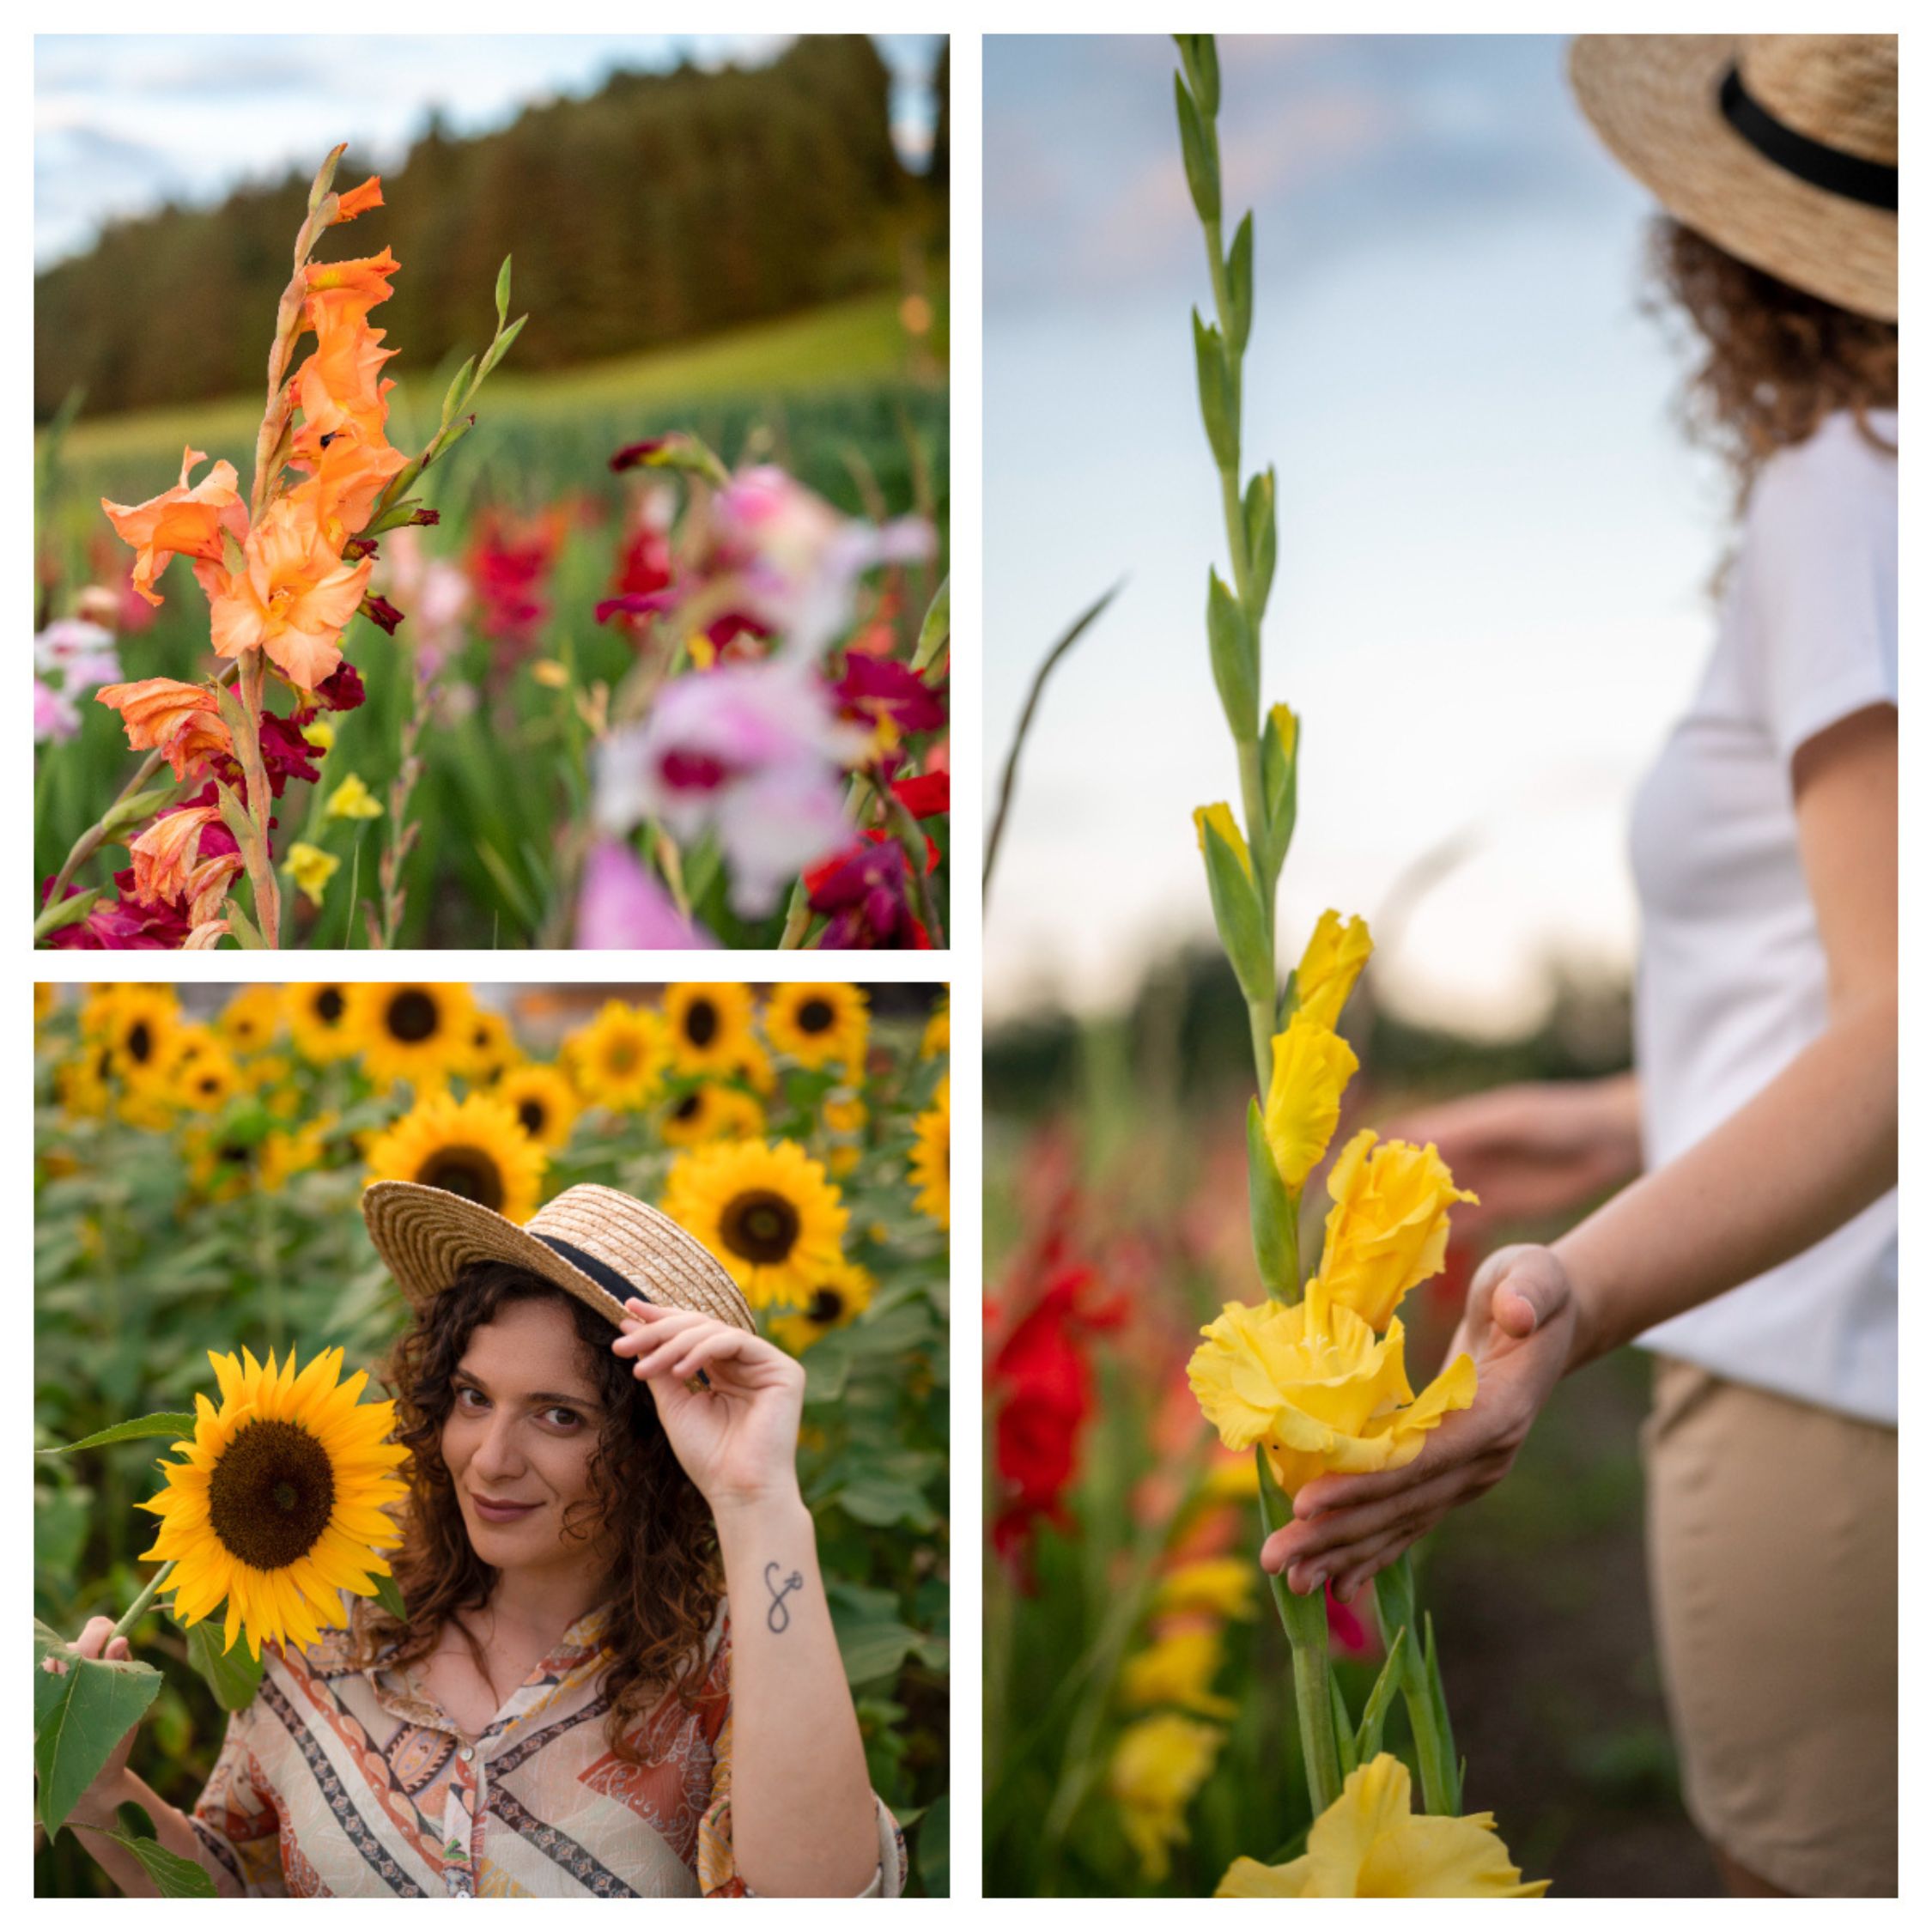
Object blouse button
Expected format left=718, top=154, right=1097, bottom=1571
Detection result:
left=459, top=1745, right=475, bottom=1763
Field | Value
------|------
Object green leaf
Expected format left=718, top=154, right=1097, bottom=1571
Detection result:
left=912, top=574, right=951, bottom=673
left=438, top=355, right=477, bottom=428
left=76, top=1824, right=216, bottom=1898
left=494, top=253, right=513, bottom=329
left=917, top=1791, right=950, bottom=1897
left=1243, top=465, right=1278, bottom=619
left=1244, top=1098, right=1297, bottom=1300
left=1227, top=212, right=1255, bottom=356
left=33, top=1621, right=163, bottom=1839
left=98, top=785, right=184, bottom=843
left=1258, top=698, right=1298, bottom=887
left=1330, top=1674, right=1358, bottom=1776
left=1197, top=809, right=1273, bottom=1007
left=1206, top=568, right=1256, bottom=741
left=1192, top=310, right=1237, bottom=472
left=34, top=889, right=103, bottom=941
left=1174, top=75, right=1219, bottom=227
left=1352, top=1624, right=1408, bottom=1767
left=827, top=1472, right=938, bottom=1532
left=224, top=901, right=265, bottom=951
left=37, top=1413, right=195, bottom=1456
left=477, top=313, right=527, bottom=384
left=373, top=1571, right=408, bottom=1624
left=185, top=1620, right=262, bottom=1713
left=1176, top=33, right=1220, bottom=118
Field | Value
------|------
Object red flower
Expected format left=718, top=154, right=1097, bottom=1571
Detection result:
left=835, top=653, right=946, bottom=735
left=804, top=836, right=931, bottom=950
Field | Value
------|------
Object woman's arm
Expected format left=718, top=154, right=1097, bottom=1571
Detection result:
left=1262, top=703, right=1897, bottom=1596
left=613, top=1304, right=879, bottom=1897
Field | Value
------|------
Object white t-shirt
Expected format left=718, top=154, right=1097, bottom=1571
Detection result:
left=1629, top=409, right=1897, bottom=1425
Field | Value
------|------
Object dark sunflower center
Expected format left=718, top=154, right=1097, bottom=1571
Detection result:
left=128, top=1021, right=154, bottom=1064
left=417, top=1145, right=505, bottom=1211
left=798, top=999, right=834, bottom=1035
left=207, top=1419, right=337, bottom=1571
left=684, top=1000, right=719, bottom=1047
left=720, top=1189, right=801, bottom=1264
left=197, top=1073, right=222, bottom=1097
left=673, top=1093, right=703, bottom=1122
left=386, top=991, right=439, bottom=1043
left=218, top=1141, right=252, bottom=1167
left=517, top=1099, right=547, bottom=1137
left=316, top=987, right=345, bottom=1024
left=806, top=1288, right=846, bottom=1324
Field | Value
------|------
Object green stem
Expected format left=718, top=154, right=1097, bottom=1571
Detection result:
left=1257, top=1449, right=1342, bottom=1814
left=112, top=1561, right=174, bottom=1644
left=1374, top=1552, right=1460, bottom=1814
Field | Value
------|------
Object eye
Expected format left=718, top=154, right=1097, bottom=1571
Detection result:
left=454, top=1385, right=489, bottom=1412
left=540, top=1406, right=584, bottom=1431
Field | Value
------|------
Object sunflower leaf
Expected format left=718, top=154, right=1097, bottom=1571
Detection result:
left=73, top=1823, right=216, bottom=1898
left=374, top=1572, right=408, bottom=1624
left=185, top=1620, right=263, bottom=1713
left=33, top=1623, right=163, bottom=1840
left=36, top=1413, right=196, bottom=1456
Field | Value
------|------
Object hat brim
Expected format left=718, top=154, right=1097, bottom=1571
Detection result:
left=1570, top=35, right=1895, bottom=322
left=361, top=1181, right=756, bottom=1334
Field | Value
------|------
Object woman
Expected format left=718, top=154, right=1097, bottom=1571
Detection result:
left=62, top=1182, right=902, bottom=1898
left=1261, top=34, right=1897, bottom=1899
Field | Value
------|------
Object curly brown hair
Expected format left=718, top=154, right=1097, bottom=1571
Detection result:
left=1648, top=216, right=1897, bottom=505
left=355, top=1260, right=720, bottom=1758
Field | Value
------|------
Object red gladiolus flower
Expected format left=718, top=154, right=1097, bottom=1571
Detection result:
left=835, top=653, right=946, bottom=735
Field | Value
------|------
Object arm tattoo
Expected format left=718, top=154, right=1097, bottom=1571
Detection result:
left=763, top=1561, right=805, bottom=1634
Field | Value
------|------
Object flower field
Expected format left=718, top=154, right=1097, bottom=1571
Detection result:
left=33, top=159, right=950, bottom=952
left=34, top=980, right=951, bottom=1897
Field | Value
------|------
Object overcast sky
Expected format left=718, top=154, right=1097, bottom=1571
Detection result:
left=986, top=34, right=1735, bottom=1036
left=36, top=33, right=945, bottom=266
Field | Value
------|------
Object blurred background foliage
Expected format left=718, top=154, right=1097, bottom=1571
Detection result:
left=985, top=949, right=1719, bottom=1897
left=36, top=981, right=950, bottom=1897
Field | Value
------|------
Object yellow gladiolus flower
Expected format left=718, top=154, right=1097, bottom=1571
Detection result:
left=1156, top=1557, right=1258, bottom=1620
left=1314, top=1128, right=1479, bottom=1331
left=1187, top=1286, right=1474, bottom=1500
left=325, top=772, right=384, bottom=821
left=1192, top=801, right=1254, bottom=880
left=1109, top=1713, right=1224, bottom=1884
left=1217, top=1753, right=1550, bottom=1897
left=1294, top=908, right=1372, bottom=1031
left=283, top=841, right=339, bottom=908
left=1121, top=1626, right=1236, bottom=1718
left=1267, top=701, right=1297, bottom=763
left=1263, top=1010, right=1358, bottom=1191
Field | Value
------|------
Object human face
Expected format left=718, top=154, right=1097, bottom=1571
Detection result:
left=441, top=1297, right=610, bottom=1576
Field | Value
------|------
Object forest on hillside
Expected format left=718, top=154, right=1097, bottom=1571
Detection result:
left=36, top=34, right=948, bottom=420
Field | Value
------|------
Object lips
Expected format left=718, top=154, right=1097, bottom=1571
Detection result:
left=469, top=1494, right=542, bottom=1523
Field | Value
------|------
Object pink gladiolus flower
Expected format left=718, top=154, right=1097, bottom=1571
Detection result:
left=35, top=618, right=123, bottom=694
left=574, top=839, right=713, bottom=949
left=34, top=680, right=81, bottom=744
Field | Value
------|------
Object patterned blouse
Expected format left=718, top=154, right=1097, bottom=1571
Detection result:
left=189, top=1593, right=905, bottom=1898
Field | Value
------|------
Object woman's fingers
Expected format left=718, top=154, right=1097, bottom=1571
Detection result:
left=73, top=1615, right=118, bottom=1661
left=1331, top=1526, right=1420, bottom=1603
left=1273, top=1455, right=1500, bottom=1589
left=665, top=1330, right=752, bottom=1381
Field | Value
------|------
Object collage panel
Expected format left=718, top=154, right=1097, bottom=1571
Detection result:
left=34, top=979, right=950, bottom=1896
left=984, top=30, right=1894, bottom=1904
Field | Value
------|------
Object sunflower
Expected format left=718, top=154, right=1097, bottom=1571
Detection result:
left=494, top=1063, right=580, bottom=1151
left=343, top=983, right=479, bottom=1089
left=138, top=1346, right=410, bottom=1660
left=34, top=983, right=58, bottom=1029
left=661, top=1082, right=766, bottom=1148
left=57, top=1042, right=115, bottom=1121
left=217, top=987, right=284, bottom=1055
left=920, top=999, right=950, bottom=1060
left=259, top=1117, right=332, bottom=1194
left=662, top=1138, right=848, bottom=1310
left=909, top=1078, right=949, bottom=1229
left=166, top=1041, right=243, bottom=1114
left=662, top=984, right=758, bottom=1075
left=466, top=1009, right=523, bottom=1084
left=284, top=982, right=356, bottom=1064
left=769, top=1258, right=875, bottom=1354
left=364, top=1091, right=546, bottom=1224
left=84, top=985, right=179, bottom=1086
left=764, top=983, right=868, bottom=1072
left=566, top=1000, right=669, bottom=1111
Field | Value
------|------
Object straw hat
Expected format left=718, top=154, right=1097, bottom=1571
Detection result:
left=1570, top=35, right=1896, bottom=321
left=362, top=1181, right=756, bottom=1334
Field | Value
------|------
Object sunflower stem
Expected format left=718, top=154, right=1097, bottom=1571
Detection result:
left=112, top=1561, right=175, bottom=1644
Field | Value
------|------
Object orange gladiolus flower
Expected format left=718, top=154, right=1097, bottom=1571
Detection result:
left=184, top=852, right=245, bottom=926
left=208, top=497, right=374, bottom=690
left=129, top=805, right=222, bottom=905
left=302, top=246, right=399, bottom=333
left=330, top=174, right=384, bottom=223
left=100, top=447, right=246, bottom=607
left=287, top=428, right=408, bottom=547
left=94, top=678, right=233, bottom=780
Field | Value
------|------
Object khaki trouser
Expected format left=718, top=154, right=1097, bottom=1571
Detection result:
left=1643, top=1356, right=1898, bottom=1897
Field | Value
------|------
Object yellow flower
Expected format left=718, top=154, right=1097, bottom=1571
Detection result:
left=302, top=717, right=336, bottom=753
left=660, top=1082, right=765, bottom=1148
left=1199, top=1453, right=1261, bottom=1503
left=1192, top=801, right=1253, bottom=880
left=84, top=985, right=179, bottom=1087
left=166, top=1040, right=242, bottom=1114
left=822, top=1094, right=867, bottom=1137
left=465, top=1009, right=522, bottom=1084
left=1120, top=1626, right=1236, bottom=1718
left=284, top=983, right=356, bottom=1064
left=259, top=1117, right=332, bottom=1194
left=1267, top=701, right=1298, bottom=765
left=1188, top=1287, right=1475, bottom=1500
left=364, top=1090, right=546, bottom=1224
left=284, top=841, right=340, bottom=908
left=343, top=983, right=478, bottom=1090
left=1156, top=1558, right=1258, bottom=1621
left=662, top=983, right=757, bottom=1075
left=1217, top=1754, right=1549, bottom=1897
left=216, top=986, right=283, bottom=1054
left=1314, top=1128, right=1479, bottom=1331
left=565, top=1000, right=669, bottom=1112
left=661, top=1138, right=848, bottom=1310
left=325, top=772, right=384, bottom=820
left=494, top=1063, right=580, bottom=1151
left=1294, top=909, right=1372, bottom=1031
left=1263, top=1011, right=1358, bottom=1192
left=34, top=983, right=58, bottom=1028
left=909, top=1078, right=949, bottom=1229
left=920, top=999, right=949, bottom=1060
left=137, top=1346, right=410, bottom=1661
left=764, top=982, right=868, bottom=1072
left=767, top=1257, right=875, bottom=1354
left=1109, top=1713, right=1224, bottom=1885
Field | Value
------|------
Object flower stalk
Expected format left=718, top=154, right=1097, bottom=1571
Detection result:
left=110, top=1560, right=174, bottom=1646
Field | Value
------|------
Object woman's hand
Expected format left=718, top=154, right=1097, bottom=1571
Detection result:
left=49, top=1619, right=142, bottom=1822
left=1259, top=1245, right=1587, bottom=1600
left=611, top=1302, right=805, bottom=1513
